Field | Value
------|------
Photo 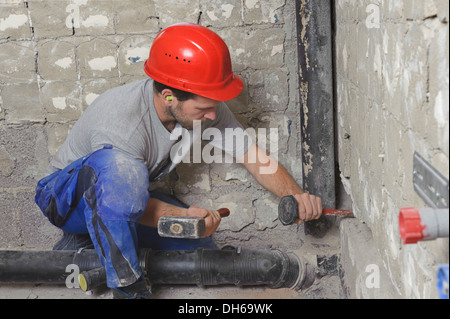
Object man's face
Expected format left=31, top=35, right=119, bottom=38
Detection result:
left=169, top=95, right=220, bottom=130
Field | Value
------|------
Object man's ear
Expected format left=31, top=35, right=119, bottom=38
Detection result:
left=162, top=89, right=175, bottom=103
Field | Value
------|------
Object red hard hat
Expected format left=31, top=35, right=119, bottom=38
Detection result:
left=144, top=23, right=243, bottom=101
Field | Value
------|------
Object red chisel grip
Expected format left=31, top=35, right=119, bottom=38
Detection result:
left=322, top=209, right=354, bottom=218
left=217, top=208, right=230, bottom=218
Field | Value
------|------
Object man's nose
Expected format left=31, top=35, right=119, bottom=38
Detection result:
left=203, top=110, right=216, bottom=121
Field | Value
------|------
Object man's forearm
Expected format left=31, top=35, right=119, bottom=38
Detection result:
left=240, top=143, right=322, bottom=222
left=240, top=143, right=305, bottom=198
left=259, top=161, right=305, bottom=198
left=138, top=198, right=222, bottom=236
left=139, top=198, right=187, bottom=227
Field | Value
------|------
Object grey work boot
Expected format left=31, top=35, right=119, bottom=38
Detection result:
left=53, top=231, right=94, bottom=251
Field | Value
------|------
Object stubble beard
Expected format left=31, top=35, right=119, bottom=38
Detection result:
left=168, top=102, right=203, bottom=131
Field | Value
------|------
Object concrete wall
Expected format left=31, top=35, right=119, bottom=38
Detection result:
left=335, top=0, right=449, bottom=298
left=0, top=0, right=303, bottom=250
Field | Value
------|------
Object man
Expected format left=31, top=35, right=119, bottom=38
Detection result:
left=35, top=23, right=322, bottom=298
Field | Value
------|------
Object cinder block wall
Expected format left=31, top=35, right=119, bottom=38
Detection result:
left=0, top=0, right=302, bottom=250
left=335, top=0, right=449, bottom=298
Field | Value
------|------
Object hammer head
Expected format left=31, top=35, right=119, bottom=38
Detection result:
left=158, top=216, right=206, bottom=239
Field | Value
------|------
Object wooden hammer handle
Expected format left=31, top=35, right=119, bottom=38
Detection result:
left=217, top=208, right=230, bottom=218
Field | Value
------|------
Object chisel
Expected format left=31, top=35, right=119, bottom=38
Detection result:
left=278, top=195, right=354, bottom=225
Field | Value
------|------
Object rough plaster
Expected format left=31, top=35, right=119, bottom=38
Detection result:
left=335, top=0, right=449, bottom=299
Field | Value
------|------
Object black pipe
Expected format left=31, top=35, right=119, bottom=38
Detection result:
left=296, top=0, right=335, bottom=207
left=79, top=267, right=107, bottom=291
left=144, top=247, right=315, bottom=290
left=296, top=0, right=336, bottom=237
left=0, top=249, right=102, bottom=283
left=0, top=247, right=315, bottom=291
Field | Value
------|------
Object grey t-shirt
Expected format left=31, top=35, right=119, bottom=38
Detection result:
left=48, top=79, right=250, bottom=182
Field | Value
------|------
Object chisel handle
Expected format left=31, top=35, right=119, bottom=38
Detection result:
left=278, top=195, right=354, bottom=225
left=217, top=208, right=230, bottom=218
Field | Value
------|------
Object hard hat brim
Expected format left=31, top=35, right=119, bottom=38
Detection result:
left=144, top=59, right=244, bottom=101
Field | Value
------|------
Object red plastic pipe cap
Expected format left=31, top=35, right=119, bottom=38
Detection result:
left=399, top=207, right=425, bottom=244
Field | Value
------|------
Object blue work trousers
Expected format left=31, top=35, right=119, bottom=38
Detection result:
left=35, top=147, right=216, bottom=288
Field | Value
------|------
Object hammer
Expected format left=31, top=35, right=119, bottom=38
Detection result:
left=278, top=195, right=354, bottom=225
left=158, top=208, right=230, bottom=239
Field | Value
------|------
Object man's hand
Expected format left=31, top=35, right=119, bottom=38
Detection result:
left=240, top=144, right=324, bottom=224
left=292, top=193, right=322, bottom=224
left=186, top=206, right=222, bottom=237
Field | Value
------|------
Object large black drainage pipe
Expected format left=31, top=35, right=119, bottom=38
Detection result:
left=0, top=247, right=315, bottom=291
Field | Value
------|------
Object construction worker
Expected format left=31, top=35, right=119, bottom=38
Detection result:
left=34, top=23, right=322, bottom=298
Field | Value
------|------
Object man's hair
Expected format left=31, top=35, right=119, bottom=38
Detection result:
left=153, top=80, right=196, bottom=102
